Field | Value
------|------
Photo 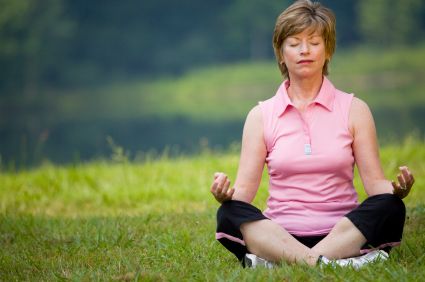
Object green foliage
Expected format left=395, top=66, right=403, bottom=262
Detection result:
left=0, top=0, right=31, bottom=56
left=221, top=0, right=290, bottom=60
left=0, top=0, right=74, bottom=94
left=1, top=0, right=424, bottom=92
left=357, top=0, right=424, bottom=45
left=0, top=138, right=425, bottom=280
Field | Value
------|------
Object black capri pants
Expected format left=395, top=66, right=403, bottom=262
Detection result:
left=215, top=193, right=406, bottom=263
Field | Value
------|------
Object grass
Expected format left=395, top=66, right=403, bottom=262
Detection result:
left=1, top=137, right=425, bottom=281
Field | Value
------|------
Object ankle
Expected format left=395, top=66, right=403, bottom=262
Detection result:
left=305, top=252, right=321, bottom=266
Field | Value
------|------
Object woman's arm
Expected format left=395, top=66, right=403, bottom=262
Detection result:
left=349, top=97, right=414, bottom=198
left=210, top=105, right=267, bottom=203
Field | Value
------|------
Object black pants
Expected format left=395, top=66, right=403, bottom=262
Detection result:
left=215, top=193, right=405, bottom=263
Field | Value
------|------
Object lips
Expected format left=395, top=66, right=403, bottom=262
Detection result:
left=297, top=60, right=314, bottom=64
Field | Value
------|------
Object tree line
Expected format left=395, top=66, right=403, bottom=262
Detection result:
left=0, top=0, right=424, bottom=97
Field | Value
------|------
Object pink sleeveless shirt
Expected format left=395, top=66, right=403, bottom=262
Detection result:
left=259, top=77, right=359, bottom=236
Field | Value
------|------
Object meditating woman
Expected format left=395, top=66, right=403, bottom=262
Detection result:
left=210, top=0, right=414, bottom=268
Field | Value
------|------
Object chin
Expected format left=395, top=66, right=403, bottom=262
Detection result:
left=293, top=68, right=323, bottom=77
left=292, top=72, right=319, bottom=79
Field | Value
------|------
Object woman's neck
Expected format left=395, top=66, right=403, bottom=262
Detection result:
left=287, top=74, right=323, bottom=111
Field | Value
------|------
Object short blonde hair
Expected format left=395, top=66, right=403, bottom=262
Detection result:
left=272, top=0, right=336, bottom=79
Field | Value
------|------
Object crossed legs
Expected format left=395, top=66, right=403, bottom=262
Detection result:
left=240, top=216, right=366, bottom=266
left=217, top=194, right=405, bottom=266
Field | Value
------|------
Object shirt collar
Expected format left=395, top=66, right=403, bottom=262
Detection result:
left=276, top=76, right=335, bottom=116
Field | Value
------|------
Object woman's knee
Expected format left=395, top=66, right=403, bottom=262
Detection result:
left=216, top=200, right=234, bottom=224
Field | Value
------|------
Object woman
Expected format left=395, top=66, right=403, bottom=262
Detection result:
left=210, top=0, right=414, bottom=268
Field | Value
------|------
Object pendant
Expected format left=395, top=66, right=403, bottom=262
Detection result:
left=304, top=144, right=312, bottom=155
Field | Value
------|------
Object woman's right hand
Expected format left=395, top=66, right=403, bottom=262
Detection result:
left=210, top=172, right=235, bottom=203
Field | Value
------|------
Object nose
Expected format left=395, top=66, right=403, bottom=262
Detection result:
left=300, top=42, right=310, bottom=55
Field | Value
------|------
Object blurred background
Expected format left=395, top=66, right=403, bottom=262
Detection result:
left=1, top=0, right=424, bottom=168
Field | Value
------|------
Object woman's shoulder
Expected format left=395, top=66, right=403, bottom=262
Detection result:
left=246, top=104, right=263, bottom=123
left=332, top=86, right=370, bottom=115
left=348, top=96, right=374, bottom=133
left=257, top=94, right=280, bottom=120
left=350, top=96, right=371, bottom=115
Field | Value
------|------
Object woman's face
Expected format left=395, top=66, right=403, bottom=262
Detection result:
left=281, top=28, right=328, bottom=79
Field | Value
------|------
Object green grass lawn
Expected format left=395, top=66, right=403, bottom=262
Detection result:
left=1, top=137, right=425, bottom=281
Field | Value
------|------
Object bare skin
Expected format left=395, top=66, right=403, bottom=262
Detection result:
left=210, top=29, right=415, bottom=266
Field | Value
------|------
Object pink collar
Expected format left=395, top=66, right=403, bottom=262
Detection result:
left=276, top=76, right=336, bottom=116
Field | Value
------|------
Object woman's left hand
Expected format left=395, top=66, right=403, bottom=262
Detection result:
left=392, top=166, right=415, bottom=199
